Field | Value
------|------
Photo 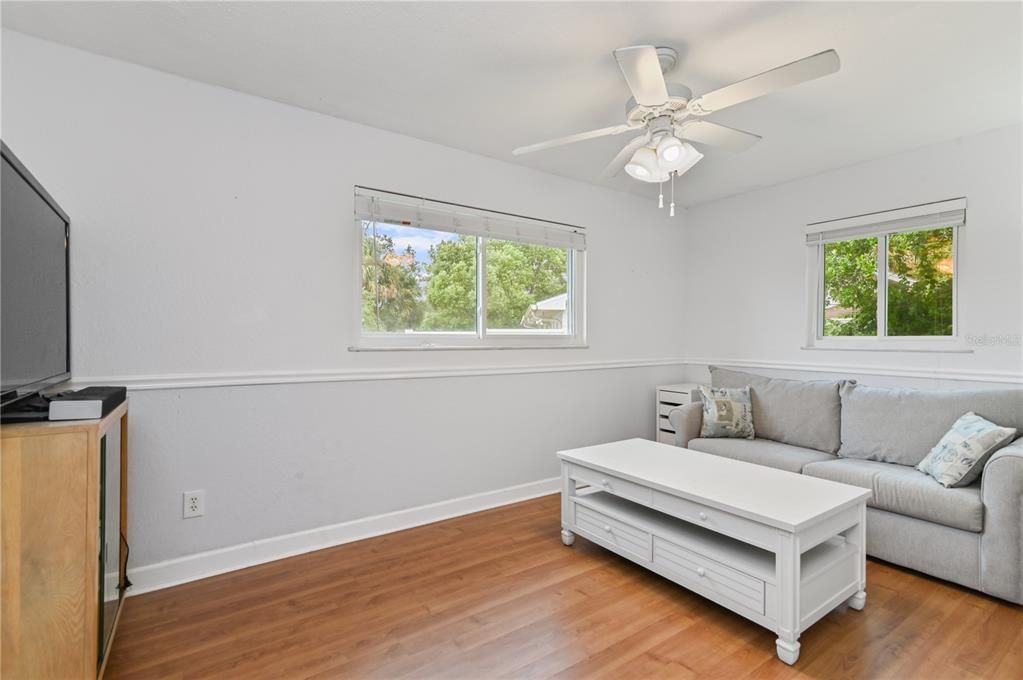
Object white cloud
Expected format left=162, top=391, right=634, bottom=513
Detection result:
left=371, top=223, right=458, bottom=262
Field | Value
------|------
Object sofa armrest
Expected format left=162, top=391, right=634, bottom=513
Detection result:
left=667, top=403, right=703, bottom=448
left=980, top=436, right=1023, bottom=604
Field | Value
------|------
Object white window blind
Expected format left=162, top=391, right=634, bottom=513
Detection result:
left=355, top=186, right=586, bottom=250
left=805, top=198, right=966, bottom=245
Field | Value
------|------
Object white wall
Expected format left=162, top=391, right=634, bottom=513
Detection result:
left=6, top=28, right=1018, bottom=589
left=1, top=31, right=686, bottom=572
left=681, top=124, right=1023, bottom=388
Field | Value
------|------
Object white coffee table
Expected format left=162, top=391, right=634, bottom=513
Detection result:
left=557, top=438, right=872, bottom=665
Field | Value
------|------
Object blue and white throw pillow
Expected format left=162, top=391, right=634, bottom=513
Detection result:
left=697, top=385, right=755, bottom=439
left=916, top=412, right=1017, bottom=488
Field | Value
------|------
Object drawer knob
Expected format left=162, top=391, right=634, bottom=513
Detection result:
left=603, top=525, right=612, bottom=533
left=698, top=511, right=708, bottom=521
left=696, top=567, right=706, bottom=577
left=601, top=479, right=610, bottom=488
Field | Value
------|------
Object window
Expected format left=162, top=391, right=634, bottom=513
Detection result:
left=354, top=187, right=586, bottom=349
left=806, top=198, right=963, bottom=349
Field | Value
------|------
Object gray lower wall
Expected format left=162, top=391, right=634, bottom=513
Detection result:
left=126, top=364, right=685, bottom=568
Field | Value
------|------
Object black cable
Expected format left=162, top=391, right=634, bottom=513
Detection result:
left=120, top=531, right=133, bottom=589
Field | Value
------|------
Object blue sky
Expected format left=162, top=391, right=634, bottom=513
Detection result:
left=369, top=222, right=455, bottom=265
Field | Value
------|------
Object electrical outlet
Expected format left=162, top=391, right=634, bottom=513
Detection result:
left=183, top=490, right=205, bottom=519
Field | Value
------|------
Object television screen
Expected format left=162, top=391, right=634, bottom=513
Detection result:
left=1, top=145, right=70, bottom=398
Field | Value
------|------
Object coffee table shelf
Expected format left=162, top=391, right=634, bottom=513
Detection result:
left=574, top=492, right=856, bottom=586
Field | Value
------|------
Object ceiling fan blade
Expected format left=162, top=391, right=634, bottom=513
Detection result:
left=512, top=123, right=637, bottom=156
left=690, top=49, right=840, bottom=114
left=613, top=45, right=669, bottom=107
left=599, top=132, right=652, bottom=179
left=678, top=120, right=762, bottom=152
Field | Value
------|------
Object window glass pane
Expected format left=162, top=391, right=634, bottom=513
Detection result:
left=485, top=239, right=569, bottom=333
left=887, top=227, right=954, bottom=336
left=823, top=236, right=878, bottom=336
left=362, top=221, right=476, bottom=333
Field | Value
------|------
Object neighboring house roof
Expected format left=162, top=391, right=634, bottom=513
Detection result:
left=824, top=305, right=855, bottom=320
left=520, top=292, right=568, bottom=329
left=532, top=292, right=567, bottom=311
left=382, top=252, right=415, bottom=267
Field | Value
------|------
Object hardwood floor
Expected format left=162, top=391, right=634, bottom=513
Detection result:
left=106, top=494, right=1022, bottom=679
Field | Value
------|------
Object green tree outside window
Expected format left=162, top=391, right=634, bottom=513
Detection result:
left=822, top=227, right=953, bottom=337
left=361, top=223, right=570, bottom=335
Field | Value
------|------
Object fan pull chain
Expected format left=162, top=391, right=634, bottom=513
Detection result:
left=658, top=180, right=664, bottom=209
left=669, top=171, right=676, bottom=217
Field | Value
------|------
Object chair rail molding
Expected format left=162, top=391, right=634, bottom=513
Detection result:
left=684, top=358, right=1022, bottom=385
left=71, top=358, right=687, bottom=391
left=70, top=357, right=1022, bottom=391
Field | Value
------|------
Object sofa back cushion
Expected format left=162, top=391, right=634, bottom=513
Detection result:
left=710, top=366, right=844, bottom=453
left=839, top=383, right=1023, bottom=466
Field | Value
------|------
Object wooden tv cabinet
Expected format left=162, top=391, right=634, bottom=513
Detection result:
left=1, top=401, right=129, bottom=679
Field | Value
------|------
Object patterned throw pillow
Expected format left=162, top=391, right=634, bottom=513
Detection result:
left=916, top=412, right=1017, bottom=488
left=697, top=385, right=755, bottom=439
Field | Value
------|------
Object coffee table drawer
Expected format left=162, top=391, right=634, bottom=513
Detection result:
left=653, top=536, right=765, bottom=615
left=568, top=465, right=652, bottom=505
left=574, top=501, right=651, bottom=561
left=652, top=490, right=774, bottom=550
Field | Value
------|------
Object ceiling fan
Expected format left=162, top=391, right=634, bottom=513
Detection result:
left=513, top=45, right=841, bottom=203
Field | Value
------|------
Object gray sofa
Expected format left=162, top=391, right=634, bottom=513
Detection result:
left=668, top=366, right=1023, bottom=604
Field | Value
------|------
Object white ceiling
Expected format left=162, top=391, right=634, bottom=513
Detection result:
left=3, top=1, right=1021, bottom=206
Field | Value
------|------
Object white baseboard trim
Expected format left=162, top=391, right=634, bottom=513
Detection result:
left=126, top=476, right=560, bottom=596
left=73, top=358, right=685, bottom=391
left=684, top=358, right=1022, bottom=384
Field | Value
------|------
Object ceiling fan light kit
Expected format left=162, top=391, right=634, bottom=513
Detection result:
left=626, top=136, right=702, bottom=182
left=513, top=44, right=841, bottom=215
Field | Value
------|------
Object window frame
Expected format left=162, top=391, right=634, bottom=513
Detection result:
left=804, top=199, right=966, bottom=352
left=350, top=188, right=587, bottom=351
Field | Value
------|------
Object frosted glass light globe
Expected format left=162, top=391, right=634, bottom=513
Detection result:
left=657, top=135, right=684, bottom=164
left=625, top=147, right=660, bottom=182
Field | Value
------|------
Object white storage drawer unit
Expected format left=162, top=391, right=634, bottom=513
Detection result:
left=652, top=536, right=766, bottom=615
left=566, top=463, right=652, bottom=505
left=574, top=501, right=652, bottom=562
left=652, top=489, right=776, bottom=551
left=655, top=383, right=698, bottom=444
left=565, top=489, right=862, bottom=638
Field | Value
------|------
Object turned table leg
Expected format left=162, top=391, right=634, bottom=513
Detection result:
left=560, top=463, right=576, bottom=546
left=847, top=503, right=868, bottom=611
left=775, top=531, right=801, bottom=665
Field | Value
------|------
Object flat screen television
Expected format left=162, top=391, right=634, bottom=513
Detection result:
left=1, top=141, right=71, bottom=409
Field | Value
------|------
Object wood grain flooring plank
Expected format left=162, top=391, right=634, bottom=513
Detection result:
left=104, top=495, right=1023, bottom=680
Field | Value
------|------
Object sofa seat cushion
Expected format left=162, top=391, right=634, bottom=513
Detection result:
left=687, top=437, right=837, bottom=474
left=802, top=459, right=983, bottom=533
